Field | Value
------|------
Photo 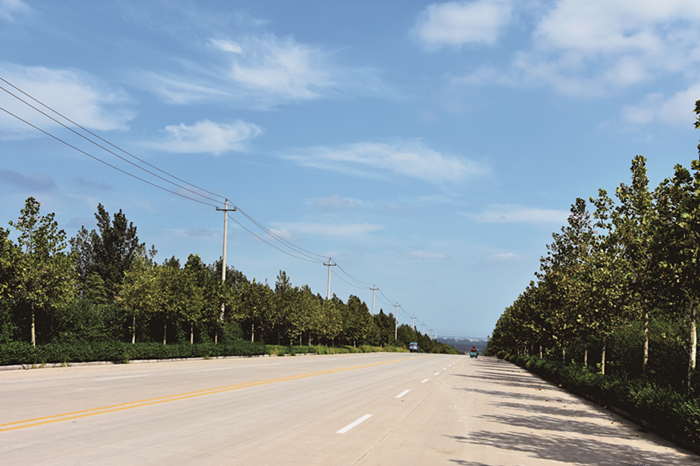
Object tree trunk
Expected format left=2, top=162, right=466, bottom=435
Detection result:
left=190, top=321, right=194, bottom=344
left=601, top=335, right=607, bottom=375
left=643, top=305, right=649, bottom=381
left=562, top=346, right=566, bottom=364
left=539, top=345, right=543, bottom=359
left=131, top=311, right=136, bottom=344
left=31, top=303, right=36, bottom=347
left=163, top=322, right=167, bottom=345
left=251, top=322, right=255, bottom=343
left=689, top=297, right=697, bottom=392
left=584, top=344, right=588, bottom=367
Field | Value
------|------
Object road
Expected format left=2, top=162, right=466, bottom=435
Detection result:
left=0, top=352, right=697, bottom=465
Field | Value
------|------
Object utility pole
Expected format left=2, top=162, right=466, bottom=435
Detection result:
left=411, top=314, right=415, bottom=331
left=430, top=329, right=434, bottom=340
left=421, top=323, right=426, bottom=335
left=370, top=285, right=378, bottom=316
left=394, top=302, right=399, bottom=340
left=324, top=258, right=336, bottom=300
left=215, top=199, right=236, bottom=343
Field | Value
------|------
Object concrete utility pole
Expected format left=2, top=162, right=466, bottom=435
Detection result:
left=411, top=315, right=415, bottom=330
left=422, top=323, right=426, bottom=335
left=370, top=285, right=378, bottom=316
left=215, top=199, right=236, bottom=343
left=394, top=302, right=399, bottom=340
left=324, top=258, right=336, bottom=300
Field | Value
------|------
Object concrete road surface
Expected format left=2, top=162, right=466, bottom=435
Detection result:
left=0, top=352, right=697, bottom=465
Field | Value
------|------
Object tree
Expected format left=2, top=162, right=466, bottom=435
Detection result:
left=238, top=279, right=274, bottom=342
left=89, top=204, right=143, bottom=301
left=0, top=226, right=18, bottom=300
left=120, top=251, right=158, bottom=344
left=611, top=156, right=658, bottom=379
left=653, top=161, right=700, bottom=391
left=9, top=198, right=77, bottom=346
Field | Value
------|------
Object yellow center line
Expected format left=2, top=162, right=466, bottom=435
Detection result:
left=1, top=355, right=424, bottom=432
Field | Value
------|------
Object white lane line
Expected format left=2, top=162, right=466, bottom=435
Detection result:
left=421, top=378, right=429, bottom=383
left=443, top=367, right=447, bottom=370
left=396, top=389, right=411, bottom=398
left=434, top=372, right=440, bottom=376
left=95, top=375, right=147, bottom=381
left=337, top=414, right=372, bottom=434
left=203, top=367, right=231, bottom=372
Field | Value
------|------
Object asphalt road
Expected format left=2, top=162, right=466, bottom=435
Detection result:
left=0, top=352, right=697, bottom=465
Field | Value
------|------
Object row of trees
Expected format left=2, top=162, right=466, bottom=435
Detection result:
left=0, top=198, right=449, bottom=352
left=487, top=100, right=700, bottom=391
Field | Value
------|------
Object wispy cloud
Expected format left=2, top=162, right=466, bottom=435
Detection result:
left=0, top=63, right=134, bottom=137
left=469, top=204, right=568, bottom=224
left=143, top=119, right=262, bottom=155
left=408, top=250, right=447, bottom=260
left=412, top=0, right=514, bottom=50
left=285, top=140, right=488, bottom=184
left=311, top=195, right=359, bottom=209
left=621, top=83, right=700, bottom=126
left=0, top=0, right=30, bottom=22
left=273, top=222, right=383, bottom=237
left=486, top=252, right=519, bottom=261
left=0, top=169, right=56, bottom=191
left=142, top=33, right=386, bottom=108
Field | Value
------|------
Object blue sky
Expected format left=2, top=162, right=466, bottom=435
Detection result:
left=1, top=0, right=700, bottom=339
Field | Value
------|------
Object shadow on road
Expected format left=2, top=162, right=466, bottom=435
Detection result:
left=446, top=431, right=686, bottom=466
left=444, top=357, right=697, bottom=465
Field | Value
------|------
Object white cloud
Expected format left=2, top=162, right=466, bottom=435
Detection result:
left=144, top=34, right=385, bottom=108
left=285, top=140, right=488, bottom=184
left=409, top=250, right=447, bottom=260
left=0, top=0, right=29, bottom=21
left=469, top=204, right=568, bottom=224
left=413, top=0, right=514, bottom=49
left=0, top=64, right=134, bottom=137
left=274, top=222, right=383, bottom=237
left=312, top=195, right=359, bottom=209
left=144, top=119, right=262, bottom=155
left=513, top=0, right=700, bottom=95
left=487, top=252, right=519, bottom=261
left=621, top=83, right=700, bottom=126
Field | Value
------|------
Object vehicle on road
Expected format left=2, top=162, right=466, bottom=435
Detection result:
left=409, top=342, right=419, bottom=352
left=469, top=346, right=479, bottom=358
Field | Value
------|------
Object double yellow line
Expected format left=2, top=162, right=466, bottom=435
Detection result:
left=1, top=356, right=416, bottom=432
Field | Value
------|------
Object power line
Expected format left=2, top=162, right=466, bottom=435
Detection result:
left=227, top=214, right=322, bottom=264
left=0, top=76, right=225, bottom=204
left=0, top=77, right=419, bottom=318
left=0, top=105, right=219, bottom=207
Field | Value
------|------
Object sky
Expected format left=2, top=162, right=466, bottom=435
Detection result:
left=1, top=0, right=700, bottom=339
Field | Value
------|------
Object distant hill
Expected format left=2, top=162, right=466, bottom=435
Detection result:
left=437, top=337, right=488, bottom=354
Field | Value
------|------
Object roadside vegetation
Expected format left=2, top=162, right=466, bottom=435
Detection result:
left=486, top=99, right=700, bottom=450
left=0, top=197, right=457, bottom=365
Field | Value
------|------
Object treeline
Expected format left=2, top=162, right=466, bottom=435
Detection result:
left=487, top=100, right=700, bottom=393
left=0, top=198, right=455, bottom=355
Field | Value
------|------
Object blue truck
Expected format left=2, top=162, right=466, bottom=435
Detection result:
left=409, top=342, right=419, bottom=352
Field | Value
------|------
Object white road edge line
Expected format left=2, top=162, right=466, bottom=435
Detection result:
left=434, top=372, right=440, bottom=376
left=421, top=378, right=429, bottom=383
left=337, top=414, right=372, bottom=434
left=396, top=389, right=410, bottom=398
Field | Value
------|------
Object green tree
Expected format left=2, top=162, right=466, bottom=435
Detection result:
left=9, top=198, right=77, bottom=346
left=89, top=204, right=143, bottom=300
left=612, top=156, right=658, bottom=379
left=653, top=161, right=700, bottom=391
left=120, top=251, right=158, bottom=343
